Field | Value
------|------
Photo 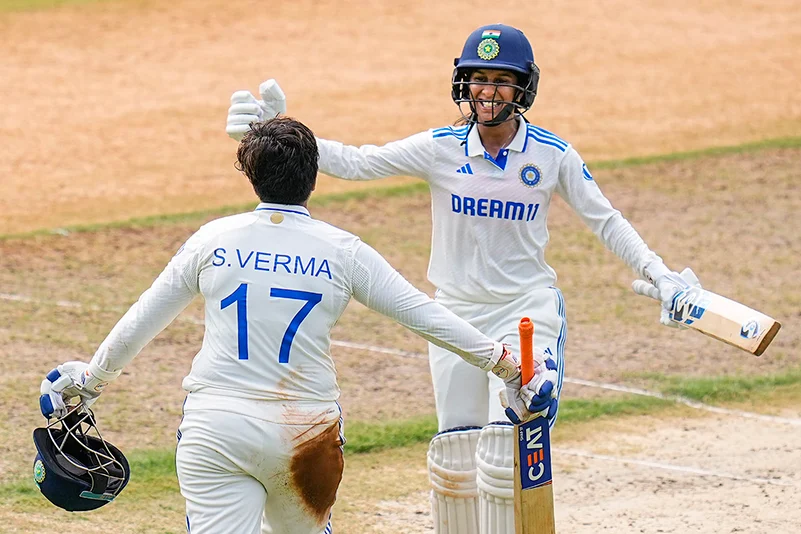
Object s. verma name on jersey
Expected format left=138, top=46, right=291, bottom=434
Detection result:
left=211, top=248, right=333, bottom=280
left=451, top=194, right=540, bottom=222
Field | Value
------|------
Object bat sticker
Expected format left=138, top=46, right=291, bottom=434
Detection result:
left=740, top=319, right=760, bottom=339
left=517, top=417, right=553, bottom=490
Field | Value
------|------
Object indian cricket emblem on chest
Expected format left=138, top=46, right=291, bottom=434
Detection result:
left=519, top=164, right=542, bottom=187
left=34, top=459, right=46, bottom=484
left=477, top=38, right=500, bottom=60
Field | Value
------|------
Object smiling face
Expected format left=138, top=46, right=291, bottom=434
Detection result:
left=468, top=68, right=521, bottom=124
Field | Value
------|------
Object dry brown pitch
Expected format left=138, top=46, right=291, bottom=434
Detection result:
left=1, top=0, right=801, bottom=234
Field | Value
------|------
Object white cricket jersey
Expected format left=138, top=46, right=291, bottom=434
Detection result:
left=88, top=204, right=502, bottom=405
left=317, top=117, right=660, bottom=303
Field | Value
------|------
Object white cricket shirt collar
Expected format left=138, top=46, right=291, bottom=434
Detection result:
left=254, top=202, right=311, bottom=217
left=465, top=117, right=528, bottom=158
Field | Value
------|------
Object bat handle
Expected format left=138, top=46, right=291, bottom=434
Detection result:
left=519, top=317, right=534, bottom=386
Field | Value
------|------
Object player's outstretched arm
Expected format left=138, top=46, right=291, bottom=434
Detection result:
left=315, top=131, right=433, bottom=182
left=555, top=147, right=704, bottom=328
left=39, top=234, right=205, bottom=418
left=349, top=240, right=553, bottom=421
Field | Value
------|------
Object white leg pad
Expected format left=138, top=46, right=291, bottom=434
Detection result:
left=476, top=423, right=515, bottom=534
left=428, top=427, right=481, bottom=534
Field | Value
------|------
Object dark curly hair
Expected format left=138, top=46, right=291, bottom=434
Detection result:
left=235, top=117, right=318, bottom=205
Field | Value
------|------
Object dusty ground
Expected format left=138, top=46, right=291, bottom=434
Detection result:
left=360, top=412, right=801, bottom=534
left=2, top=0, right=801, bottom=234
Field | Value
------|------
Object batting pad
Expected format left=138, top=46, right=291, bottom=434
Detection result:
left=476, top=422, right=515, bottom=534
left=427, top=426, right=481, bottom=534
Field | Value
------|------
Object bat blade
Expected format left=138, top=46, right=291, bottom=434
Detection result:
left=514, top=317, right=556, bottom=534
left=670, top=288, right=781, bottom=356
left=632, top=281, right=782, bottom=356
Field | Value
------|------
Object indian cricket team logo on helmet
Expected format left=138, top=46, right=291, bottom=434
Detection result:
left=519, top=164, right=542, bottom=187
left=477, top=38, right=500, bottom=61
left=34, top=459, right=46, bottom=484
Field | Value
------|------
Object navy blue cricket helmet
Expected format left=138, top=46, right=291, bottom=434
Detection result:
left=33, top=404, right=130, bottom=512
left=452, top=24, right=540, bottom=125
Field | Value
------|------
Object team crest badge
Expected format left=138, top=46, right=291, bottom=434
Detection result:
left=520, top=164, right=542, bottom=187
left=477, top=38, right=500, bottom=60
left=34, top=460, right=46, bottom=484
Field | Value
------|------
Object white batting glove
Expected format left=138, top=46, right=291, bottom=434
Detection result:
left=225, top=79, right=287, bottom=141
left=39, top=361, right=115, bottom=418
left=499, top=347, right=559, bottom=424
left=634, top=263, right=702, bottom=329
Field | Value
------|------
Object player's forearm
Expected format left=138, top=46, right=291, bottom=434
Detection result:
left=90, top=270, right=195, bottom=375
left=351, top=243, right=499, bottom=367
left=316, top=135, right=429, bottom=181
left=389, top=296, right=500, bottom=367
left=596, top=213, right=661, bottom=277
left=557, top=149, right=659, bottom=277
left=316, top=138, right=403, bottom=180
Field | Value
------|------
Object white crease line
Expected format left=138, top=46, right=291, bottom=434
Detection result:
left=330, top=340, right=428, bottom=360
left=4, top=292, right=800, bottom=426
left=564, top=377, right=801, bottom=427
left=0, top=293, right=83, bottom=309
left=556, top=448, right=800, bottom=488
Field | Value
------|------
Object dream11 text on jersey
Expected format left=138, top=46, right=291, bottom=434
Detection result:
left=451, top=194, right=540, bottom=222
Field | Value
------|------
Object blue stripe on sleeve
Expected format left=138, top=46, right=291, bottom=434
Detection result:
left=526, top=133, right=567, bottom=152
left=527, top=125, right=568, bottom=149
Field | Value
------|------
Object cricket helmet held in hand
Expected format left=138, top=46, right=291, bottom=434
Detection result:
left=32, top=404, right=130, bottom=511
left=452, top=24, right=540, bottom=124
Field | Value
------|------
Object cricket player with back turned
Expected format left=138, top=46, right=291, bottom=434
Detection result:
left=226, top=23, right=703, bottom=534
left=38, top=117, right=552, bottom=533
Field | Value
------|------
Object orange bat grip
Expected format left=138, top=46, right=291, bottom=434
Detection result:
left=519, top=317, right=534, bottom=386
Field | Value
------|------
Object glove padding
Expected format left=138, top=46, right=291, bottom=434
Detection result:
left=633, top=266, right=702, bottom=329
left=39, top=361, right=109, bottom=419
left=500, top=348, right=559, bottom=425
left=226, top=79, right=287, bottom=141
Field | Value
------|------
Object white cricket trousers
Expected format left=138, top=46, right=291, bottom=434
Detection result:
left=176, top=395, right=343, bottom=534
left=429, top=287, right=567, bottom=430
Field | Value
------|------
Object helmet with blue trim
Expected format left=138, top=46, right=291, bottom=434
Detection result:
left=32, top=404, right=130, bottom=511
left=451, top=24, right=540, bottom=126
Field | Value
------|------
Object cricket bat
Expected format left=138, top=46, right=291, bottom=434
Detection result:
left=514, top=317, right=556, bottom=534
left=632, top=279, right=781, bottom=356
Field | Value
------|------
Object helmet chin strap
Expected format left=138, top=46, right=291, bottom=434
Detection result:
left=482, top=103, right=516, bottom=127
left=468, top=101, right=517, bottom=127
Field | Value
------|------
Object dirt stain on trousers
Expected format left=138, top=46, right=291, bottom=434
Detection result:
left=289, top=420, right=344, bottom=526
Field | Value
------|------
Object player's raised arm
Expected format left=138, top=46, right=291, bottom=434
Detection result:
left=314, top=132, right=434, bottom=181
left=225, top=78, right=434, bottom=181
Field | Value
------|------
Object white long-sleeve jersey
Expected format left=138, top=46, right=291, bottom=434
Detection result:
left=88, top=203, right=503, bottom=404
left=317, top=118, right=661, bottom=303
